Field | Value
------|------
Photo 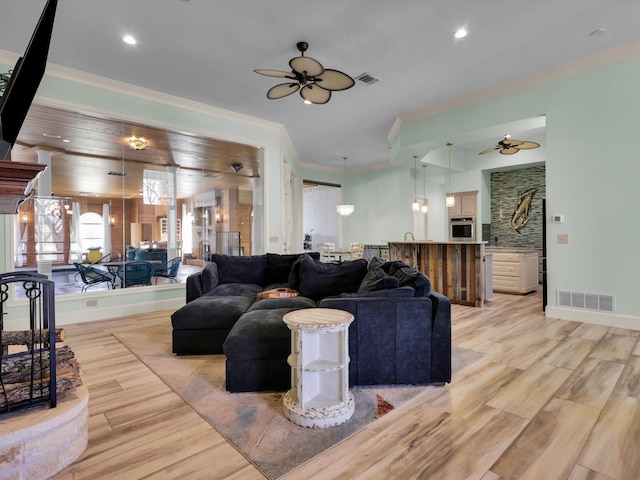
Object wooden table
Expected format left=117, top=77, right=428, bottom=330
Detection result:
left=329, top=251, right=352, bottom=262
left=282, top=308, right=355, bottom=428
left=103, top=260, right=161, bottom=287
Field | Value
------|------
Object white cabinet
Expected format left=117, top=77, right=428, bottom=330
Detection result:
left=282, top=308, right=355, bottom=428
left=448, top=191, right=477, bottom=218
left=490, top=250, right=539, bottom=294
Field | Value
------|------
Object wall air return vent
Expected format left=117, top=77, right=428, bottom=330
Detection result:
left=557, top=290, right=615, bottom=313
left=355, top=73, right=379, bottom=85
left=106, top=171, right=128, bottom=176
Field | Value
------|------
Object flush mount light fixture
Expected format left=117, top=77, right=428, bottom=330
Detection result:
left=123, top=35, right=137, bottom=45
left=454, top=28, right=468, bottom=39
left=127, top=136, right=149, bottom=151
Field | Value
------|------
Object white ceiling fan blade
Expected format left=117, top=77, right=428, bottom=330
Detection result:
left=289, top=56, right=324, bottom=77
left=300, top=84, right=331, bottom=104
left=314, top=69, right=355, bottom=91
left=254, top=69, right=296, bottom=79
left=266, top=83, right=300, bottom=99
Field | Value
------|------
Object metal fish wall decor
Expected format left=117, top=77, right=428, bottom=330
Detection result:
left=510, top=188, right=537, bottom=233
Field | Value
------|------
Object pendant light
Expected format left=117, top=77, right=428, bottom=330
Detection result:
left=445, top=142, right=455, bottom=208
left=421, top=164, right=428, bottom=214
left=336, top=156, right=355, bottom=216
left=412, top=155, right=420, bottom=212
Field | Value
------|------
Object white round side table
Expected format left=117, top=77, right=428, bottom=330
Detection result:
left=282, top=308, right=355, bottom=428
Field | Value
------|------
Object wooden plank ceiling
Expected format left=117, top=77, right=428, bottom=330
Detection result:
left=8, top=104, right=261, bottom=200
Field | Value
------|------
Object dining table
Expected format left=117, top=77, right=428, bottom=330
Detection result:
left=102, top=260, right=162, bottom=287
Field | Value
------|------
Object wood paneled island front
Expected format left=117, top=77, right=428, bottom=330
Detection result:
left=388, top=241, right=487, bottom=307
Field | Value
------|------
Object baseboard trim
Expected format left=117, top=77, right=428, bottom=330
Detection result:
left=546, top=306, right=640, bottom=332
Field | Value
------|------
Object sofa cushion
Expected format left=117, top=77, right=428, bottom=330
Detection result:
left=204, top=283, right=263, bottom=297
left=297, top=256, right=368, bottom=301
left=265, top=252, right=320, bottom=286
left=287, top=253, right=312, bottom=291
left=211, top=254, right=267, bottom=285
left=248, top=296, right=316, bottom=311
left=171, top=295, right=255, bottom=330
left=358, top=266, right=400, bottom=292
left=337, top=286, right=416, bottom=298
left=201, top=262, right=219, bottom=292
left=223, top=308, right=300, bottom=361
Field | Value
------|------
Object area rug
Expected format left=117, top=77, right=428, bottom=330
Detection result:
left=114, top=321, right=484, bottom=479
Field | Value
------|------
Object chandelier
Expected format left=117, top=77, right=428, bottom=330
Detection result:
left=127, top=136, right=149, bottom=151
left=336, top=157, right=355, bottom=217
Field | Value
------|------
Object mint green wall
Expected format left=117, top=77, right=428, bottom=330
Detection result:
left=392, top=56, right=640, bottom=319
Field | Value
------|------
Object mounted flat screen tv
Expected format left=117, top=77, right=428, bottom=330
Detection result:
left=0, top=0, right=58, bottom=160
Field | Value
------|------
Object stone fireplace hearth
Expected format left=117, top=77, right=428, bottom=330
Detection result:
left=0, top=385, right=88, bottom=479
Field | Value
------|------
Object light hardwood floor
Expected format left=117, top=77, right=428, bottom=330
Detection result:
left=53, top=290, right=640, bottom=480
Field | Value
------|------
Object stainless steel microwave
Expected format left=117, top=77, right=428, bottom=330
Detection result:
left=450, top=217, right=475, bottom=241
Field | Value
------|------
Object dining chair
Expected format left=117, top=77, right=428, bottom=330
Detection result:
left=153, top=257, right=182, bottom=284
left=73, top=263, right=113, bottom=292
left=116, top=261, right=156, bottom=288
left=349, top=242, right=365, bottom=260
left=317, top=243, right=335, bottom=262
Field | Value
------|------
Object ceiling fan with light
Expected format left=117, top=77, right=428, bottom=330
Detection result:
left=479, top=135, right=540, bottom=155
left=254, top=41, right=355, bottom=104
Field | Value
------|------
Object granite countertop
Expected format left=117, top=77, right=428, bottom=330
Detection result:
left=485, top=246, right=540, bottom=253
left=389, top=240, right=487, bottom=245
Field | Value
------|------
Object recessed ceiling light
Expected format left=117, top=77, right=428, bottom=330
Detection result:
left=454, top=28, right=468, bottom=39
left=62, top=139, right=70, bottom=143
left=42, top=132, right=61, bottom=139
left=590, top=28, right=606, bottom=37
left=123, top=35, right=137, bottom=45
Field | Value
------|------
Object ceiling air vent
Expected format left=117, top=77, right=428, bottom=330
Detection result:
left=107, top=171, right=128, bottom=176
left=355, top=73, right=379, bottom=85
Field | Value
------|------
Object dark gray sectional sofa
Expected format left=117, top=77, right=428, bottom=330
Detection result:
left=171, top=252, right=451, bottom=392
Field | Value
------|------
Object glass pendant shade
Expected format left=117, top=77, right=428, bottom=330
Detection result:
left=421, top=203, right=428, bottom=214
left=336, top=156, right=354, bottom=217
left=446, top=192, right=455, bottom=207
left=412, top=200, right=420, bottom=212
left=445, top=142, right=454, bottom=207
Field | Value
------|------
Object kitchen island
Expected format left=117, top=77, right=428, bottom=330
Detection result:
left=388, top=241, right=487, bottom=307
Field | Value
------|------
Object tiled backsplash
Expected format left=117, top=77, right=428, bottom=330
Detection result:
left=489, top=166, right=545, bottom=249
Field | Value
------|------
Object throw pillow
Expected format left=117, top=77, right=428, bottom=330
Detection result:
left=266, top=252, right=320, bottom=286
left=392, top=266, right=432, bottom=297
left=358, top=266, right=400, bottom=292
left=288, top=253, right=313, bottom=290
left=211, top=254, right=267, bottom=285
left=297, top=256, right=368, bottom=301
